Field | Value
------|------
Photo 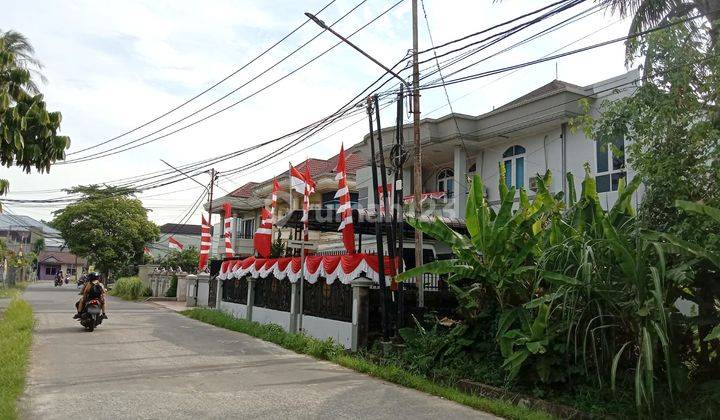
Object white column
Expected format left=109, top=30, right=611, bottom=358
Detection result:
left=453, top=146, right=468, bottom=218
left=402, top=167, right=412, bottom=196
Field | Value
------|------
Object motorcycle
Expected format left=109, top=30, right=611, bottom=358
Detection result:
left=64, top=276, right=70, bottom=285
left=54, top=277, right=62, bottom=287
left=78, top=299, right=103, bottom=332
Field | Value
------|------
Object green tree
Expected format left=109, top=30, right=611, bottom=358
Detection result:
left=0, top=29, right=70, bottom=197
left=51, top=185, right=159, bottom=276
left=159, top=247, right=200, bottom=273
left=31, top=237, right=44, bottom=255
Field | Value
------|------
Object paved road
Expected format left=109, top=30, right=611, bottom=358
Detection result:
left=20, top=282, right=493, bottom=419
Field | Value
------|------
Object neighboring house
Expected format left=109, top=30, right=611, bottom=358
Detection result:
left=207, top=145, right=367, bottom=257
left=37, top=250, right=88, bottom=281
left=147, top=223, right=204, bottom=260
left=0, top=213, right=64, bottom=253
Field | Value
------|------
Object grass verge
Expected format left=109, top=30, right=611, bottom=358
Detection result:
left=0, top=282, right=29, bottom=299
left=109, top=277, right=151, bottom=301
left=182, top=308, right=552, bottom=420
left=0, top=298, right=34, bottom=419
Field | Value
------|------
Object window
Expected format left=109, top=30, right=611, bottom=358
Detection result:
left=45, top=266, right=58, bottom=276
left=595, top=137, right=626, bottom=193
left=67, top=266, right=76, bottom=275
left=239, top=219, right=255, bottom=239
left=437, top=168, right=454, bottom=198
left=322, top=191, right=359, bottom=210
left=502, top=145, right=525, bottom=189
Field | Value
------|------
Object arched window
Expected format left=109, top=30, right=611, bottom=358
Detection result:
left=502, top=145, right=525, bottom=189
left=437, top=168, right=454, bottom=198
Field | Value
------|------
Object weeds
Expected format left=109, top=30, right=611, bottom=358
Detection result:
left=0, top=298, right=33, bottom=419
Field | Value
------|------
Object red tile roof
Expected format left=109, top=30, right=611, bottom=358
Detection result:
left=228, top=151, right=365, bottom=198
left=38, top=250, right=87, bottom=266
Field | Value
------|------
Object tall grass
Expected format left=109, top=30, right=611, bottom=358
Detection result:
left=109, top=277, right=148, bottom=300
left=0, top=298, right=34, bottom=419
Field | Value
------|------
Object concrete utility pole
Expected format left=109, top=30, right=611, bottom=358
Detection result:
left=412, top=0, right=424, bottom=307
left=207, top=168, right=216, bottom=261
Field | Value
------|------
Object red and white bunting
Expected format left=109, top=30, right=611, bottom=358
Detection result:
left=289, top=165, right=306, bottom=194
left=198, top=214, right=211, bottom=270
left=223, top=202, right=234, bottom=258
left=302, top=163, right=316, bottom=241
left=253, top=207, right=273, bottom=258
left=168, top=236, right=184, bottom=251
left=218, top=254, right=399, bottom=284
left=334, top=144, right=355, bottom=253
left=377, top=183, right=393, bottom=217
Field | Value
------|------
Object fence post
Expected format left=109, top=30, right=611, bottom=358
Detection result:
left=351, top=277, right=373, bottom=352
left=246, top=277, right=255, bottom=322
left=185, top=274, right=197, bottom=307
left=196, top=273, right=210, bottom=307
left=215, top=277, right=223, bottom=309
left=176, top=271, right=188, bottom=302
left=289, top=280, right=300, bottom=333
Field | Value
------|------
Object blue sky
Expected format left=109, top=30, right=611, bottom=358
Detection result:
left=4, top=0, right=632, bottom=224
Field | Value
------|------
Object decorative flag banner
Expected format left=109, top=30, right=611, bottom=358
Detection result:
left=302, top=162, right=316, bottom=241
left=168, top=236, right=184, bottom=251
left=223, top=202, right=234, bottom=258
left=271, top=179, right=281, bottom=218
left=290, top=165, right=306, bottom=194
left=334, top=144, right=355, bottom=253
left=253, top=207, right=273, bottom=258
left=143, top=246, right=151, bottom=255
left=377, top=183, right=393, bottom=216
left=217, top=254, right=399, bottom=285
left=199, top=214, right=211, bottom=270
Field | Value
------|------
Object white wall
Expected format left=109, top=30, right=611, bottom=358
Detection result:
left=218, top=301, right=353, bottom=349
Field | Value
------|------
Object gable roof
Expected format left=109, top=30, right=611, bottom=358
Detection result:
left=38, top=250, right=87, bottom=266
left=497, top=79, right=585, bottom=111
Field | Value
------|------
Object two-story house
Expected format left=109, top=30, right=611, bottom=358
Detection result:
left=354, top=70, right=643, bottom=259
left=207, top=144, right=368, bottom=257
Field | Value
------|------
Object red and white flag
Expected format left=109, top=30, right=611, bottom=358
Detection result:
left=302, top=162, right=316, bottom=241
left=222, top=202, right=234, bottom=258
left=253, top=207, right=273, bottom=258
left=378, top=183, right=393, bottom=216
left=271, top=178, right=281, bottom=218
left=198, top=214, right=211, bottom=270
left=168, top=237, right=184, bottom=251
left=290, top=165, right=306, bottom=194
left=143, top=246, right=151, bottom=255
left=335, top=144, right=356, bottom=253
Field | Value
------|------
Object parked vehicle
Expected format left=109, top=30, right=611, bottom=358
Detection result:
left=54, top=277, right=63, bottom=287
left=64, top=275, right=70, bottom=285
left=78, top=298, right=103, bottom=332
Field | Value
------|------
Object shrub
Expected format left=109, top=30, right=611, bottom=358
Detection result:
left=165, top=275, right=177, bottom=298
left=109, top=277, right=146, bottom=300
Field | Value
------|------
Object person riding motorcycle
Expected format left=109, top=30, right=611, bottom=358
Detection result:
left=74, top=272, right=107, bottom=319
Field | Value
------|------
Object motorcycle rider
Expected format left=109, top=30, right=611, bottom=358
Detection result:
left=73, top=272, right=108, bottom=319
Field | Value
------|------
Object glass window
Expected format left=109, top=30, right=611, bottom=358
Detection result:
left=239, top=219, right=254, bottom=239
left=595, top=137, right=626, bottom=192
left=501, top=146, right=525, bottom=189
left=437, top=169, right=454, bottom=198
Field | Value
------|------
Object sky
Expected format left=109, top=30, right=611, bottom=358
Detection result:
left=3, top=0, right=633, bottom=225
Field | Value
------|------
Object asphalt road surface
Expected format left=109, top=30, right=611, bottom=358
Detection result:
left=20, top=282, right=494, bottom=419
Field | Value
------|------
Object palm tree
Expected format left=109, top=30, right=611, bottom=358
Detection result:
left=603, top=0, right=720, bottom=52
left=0, top=29, right=46, bottom=92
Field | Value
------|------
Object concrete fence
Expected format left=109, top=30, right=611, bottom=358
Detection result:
left=213, top=276, right=373, bottom=351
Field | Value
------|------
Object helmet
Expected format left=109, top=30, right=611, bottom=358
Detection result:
left=87, top=272, right=101, bottom=281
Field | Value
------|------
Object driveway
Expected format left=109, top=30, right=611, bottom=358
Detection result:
left=20, top=282, right=494, bottom=419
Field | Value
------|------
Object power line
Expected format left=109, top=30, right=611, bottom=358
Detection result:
left=67, top=0, right=340, bottom=156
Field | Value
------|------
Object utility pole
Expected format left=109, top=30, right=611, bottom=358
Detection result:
left=411, top=0, right=424, bottom=307
left=207, top=168, right=216, bottom=261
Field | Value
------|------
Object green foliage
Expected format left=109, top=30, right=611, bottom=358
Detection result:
left=31, top=238, right=43, bottom=255
left=183, top=308, right=550, bottom=420
left=401, top=168, right=707, bottom=415
left=159, top=247, right=199, bottom=273
left=165, top=275, right=177, bottom=298
left=109, top=277, right=146, bottom=301
left=0, top=298, right=33, bottom=419
left=270, top=234, right=287, bottom=258
left=0, top=30, right=70, bottom=197
left=52, top=185, right=159, bottom=275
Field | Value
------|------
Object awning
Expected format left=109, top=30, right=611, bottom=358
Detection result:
left=218, top=254, right=399, bottom=284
